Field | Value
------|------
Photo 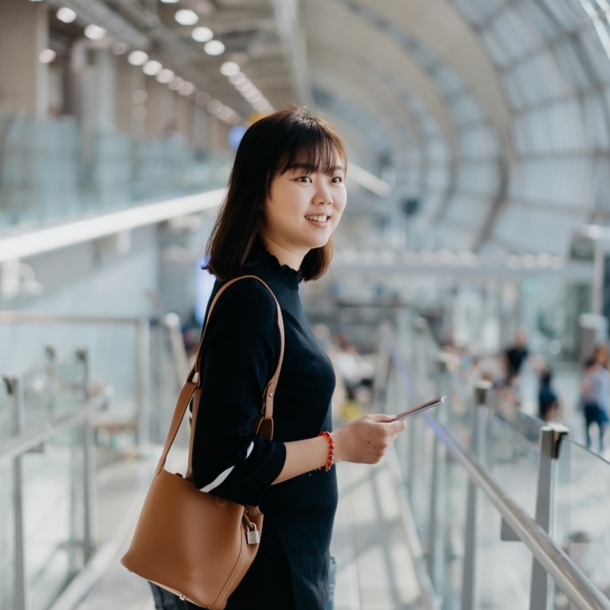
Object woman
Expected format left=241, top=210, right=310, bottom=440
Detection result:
left=170, top=107, right=405, bottom=610
left=580, top=345, right=610, bottom=451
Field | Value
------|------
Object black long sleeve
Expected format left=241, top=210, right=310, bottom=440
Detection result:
left=191, top=278, right=287, bottom=507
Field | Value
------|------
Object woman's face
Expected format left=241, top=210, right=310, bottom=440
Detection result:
left=260, top=154, right=347, bottom=257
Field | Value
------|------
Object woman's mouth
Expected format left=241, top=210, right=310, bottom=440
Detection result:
left=305, top=215, right=330, bottom=224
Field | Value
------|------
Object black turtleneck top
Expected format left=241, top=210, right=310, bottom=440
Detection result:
left=190, top=249, right=338, bottom=610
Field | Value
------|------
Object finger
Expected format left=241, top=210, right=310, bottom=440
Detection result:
left=385, top=420, right=406, bottom=435
left=368, top=413, right=397, bottom=423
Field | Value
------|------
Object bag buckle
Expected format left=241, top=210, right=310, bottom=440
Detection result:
left=246, top=522, right=260, bottom=545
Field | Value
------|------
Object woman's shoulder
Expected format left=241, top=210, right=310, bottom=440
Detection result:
left=207, top=276, right=280, bottom=336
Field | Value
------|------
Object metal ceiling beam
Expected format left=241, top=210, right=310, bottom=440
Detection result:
left=271, top=0, right=311, bottom=103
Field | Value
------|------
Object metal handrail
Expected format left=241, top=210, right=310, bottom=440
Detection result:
left=0, top=312, right=147, bottom=324
left=389, top=343, right=610, bottom=610
left=0, top=386, right=111, bottom=463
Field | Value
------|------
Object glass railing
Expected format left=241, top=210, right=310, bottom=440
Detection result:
left=0, top=108, right=232, bottom=236
left=0, top=313, right=189, bottom=610
left=383, top=310, right=610, bottom=610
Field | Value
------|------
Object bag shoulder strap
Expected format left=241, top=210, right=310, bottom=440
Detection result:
left=156, top=275, right=285, bottom=477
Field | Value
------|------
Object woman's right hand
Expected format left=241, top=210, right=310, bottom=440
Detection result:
left=333, top=414, right=406, bottom=465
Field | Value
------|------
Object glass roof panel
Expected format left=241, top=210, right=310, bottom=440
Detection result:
left=516, top=1, right=563, bottom=42
left=579, top=23, right=610, bottom=82
left=488, top=7, right=540, bottom=63
left=479, top=27, right=513, bottom=67
left=554, top=39, right=595, bottom=90
left=433, top=65, right=465, bottom=96
left=538, top=0, right=589, bottom=30
left=450, top=0, right=505, bottom=27
left=449, top=93, right=485, bottom=124
left=459, top=125, right=501, bottom=157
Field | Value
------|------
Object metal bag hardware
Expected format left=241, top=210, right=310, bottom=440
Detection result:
left=247, top=523, right=260, bottom=545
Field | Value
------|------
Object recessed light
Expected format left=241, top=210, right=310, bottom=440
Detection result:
left=192, top=26, right=213, bottom=42
left=169, top=76, right=185, bottom=91
left=179, top=82, right=196, bottom=96
left=220, top=61, right=240, bottom=76
left=128, top=50, right=149, bottom=66
left=204, top=40, right=225, bottom=56
left=56, top=7, right=76, bottom=23
left=143, top=60, right=163, bottom=76
left=156, top=69, right=175, bottom=84
left=84, top=24, right=106, bottom=40
left=175, top=9, right=199, bottom=26
left=39, top=49, right=56, bottom=64
left=113, top=42, right=128, bottom=55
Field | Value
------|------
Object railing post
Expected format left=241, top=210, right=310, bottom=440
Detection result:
left=136, top=319, right=151, bottom=454
left=461, top=381, right=491, bottom=610
left=408, top=318, right=428, bottom=521
left=529, top=424, right=569, bottom=610
left=76, top=348, right=96, bottom=562
left=3, top=375, right=28, bottom=610
left=427, top=357, right=450, bottom=597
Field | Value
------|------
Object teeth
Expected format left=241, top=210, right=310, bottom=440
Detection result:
left=306, top=215, right=328, bottom=222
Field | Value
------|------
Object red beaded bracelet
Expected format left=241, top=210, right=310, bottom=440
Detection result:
left=318, top=431, right=335, bottom=471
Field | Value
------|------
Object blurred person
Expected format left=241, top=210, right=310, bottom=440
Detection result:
left=538, top=368, right=559, bottom=422
left=502, top=328, right=529, bottom=384
left=580, top=347, right=610, bottom=451
left=146, top=108, right=406, bottom=610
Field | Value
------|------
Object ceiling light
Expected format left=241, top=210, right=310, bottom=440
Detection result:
left=143, top=60, right=163, bottom=76
left=160, top=0, right=179, bottom=4
left=207, top=99, right=223, bottom=113
left=156, top=69, right=175, bottom=84
left=204, top=40, right=225, bottom=56
left=245, top=93, right=263, bottom=103
left=238, top=83, right=257, bottom=94
left=169, top=76, right=184, bottom=91
left=196, top=91, right=211, bottom=105
left=175, top=9, right=199, bottom=25
left=179, top=81, right=196, bottom=96
left=228, top=73, right=248, bottom=85
left=84, top=24, right=106, bottom=40
left=192, top=26, right=213, bottom=42
left=128, top=50, right=149, bottom=66
left=56, top=7, right=76, bottom=23
left=220, top=61, right=240, bottom=76
left=113, top=42, right=128, bottom=55
left=39, top=49, right=56, bottom=64
left=133, top=90, right=148, bottom=104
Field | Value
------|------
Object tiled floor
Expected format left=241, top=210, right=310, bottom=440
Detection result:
left=75, top=456, right=422, bottom=610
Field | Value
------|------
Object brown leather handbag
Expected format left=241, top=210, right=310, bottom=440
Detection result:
left=121, top=276, right=285, bottom=609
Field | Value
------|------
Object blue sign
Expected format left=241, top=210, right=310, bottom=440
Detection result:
left=228, top=126, right=247, bottom=151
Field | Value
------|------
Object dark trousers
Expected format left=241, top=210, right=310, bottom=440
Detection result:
left=583, top=403, right=608, bottom=451
left=150, top=556, right=336, bottom=610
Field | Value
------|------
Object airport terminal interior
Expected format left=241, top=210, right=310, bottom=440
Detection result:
left=1, top=0, right=610, bottom=609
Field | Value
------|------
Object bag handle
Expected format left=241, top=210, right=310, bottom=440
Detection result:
left=156, top=276, right=285, bottom=477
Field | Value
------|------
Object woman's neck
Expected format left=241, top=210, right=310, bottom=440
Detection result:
left=260, top=236, right=306, bottom=271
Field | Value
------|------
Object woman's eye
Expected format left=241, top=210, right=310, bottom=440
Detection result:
left=332, top=176, right=343, bottom=184
left=297, top=176, right=312, bottom=183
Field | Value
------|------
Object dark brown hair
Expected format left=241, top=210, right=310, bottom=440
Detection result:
left=205, top=106, right=347, bottom=282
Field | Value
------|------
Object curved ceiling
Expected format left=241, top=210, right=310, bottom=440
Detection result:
left=301, top=0, right=610, bottom=256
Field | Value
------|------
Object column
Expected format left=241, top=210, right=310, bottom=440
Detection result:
left=0, top=0, right=50, bottom=118
left=146, top=78, right=174, bottom=139
left=69, top=39, right=116, bottom=132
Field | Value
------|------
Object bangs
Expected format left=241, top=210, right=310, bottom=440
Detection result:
left=271, top=116, right=347, bottom=186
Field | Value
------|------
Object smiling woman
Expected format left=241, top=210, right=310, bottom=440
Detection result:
left=205, top=107, right=347, bottom=281
left=151, top=107, right=405, bottom=610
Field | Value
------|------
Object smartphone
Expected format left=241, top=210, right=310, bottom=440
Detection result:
left=393, top=396, right=445, bottom=421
